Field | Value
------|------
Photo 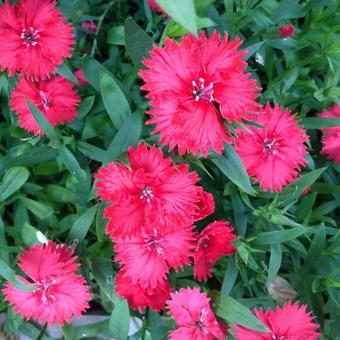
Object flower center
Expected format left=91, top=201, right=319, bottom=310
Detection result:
left=192, top=78, right=214, bottom=103
left=21, top=27, right=40, bottom=47
left=195, top=308, right=208, bottom=331
left=263, top=137, right=279, bottom=154
left=40, top=91, right=50, bottom=111
left=35, top=277, right=57, bottom=304
left=140, top=187, right=154, bottom=203
left=272, top=335, right=286, bottom=340
left=144, top=230, right=164, bottom=254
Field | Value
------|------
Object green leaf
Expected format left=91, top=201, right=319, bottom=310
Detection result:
left=157, top=0, right=198, bottom=35
left=77, top=96, right=96, bottom=119
left=100, top=72, right=131, bottom=129
left=57, top=62, right=78, bottom=84
left=19, top=197, right=53, bottom=221
left=0, top=167, right=29, bottom=202
left=26, top=99, right=57, bottom=140
left=243, top=41, right=264, bottom=61
left=83, top=56, right=113, bottom=91
left=22, top=223, right=47, bottom=246
left=77, top=141, right=106, bottom=163
left=59, top=147, right=90, bottom=200
left=211, top=143, right=255, bottom=195
left=67, top=204, right=98, bottom=242
left=104, top=112, right=143, bottom=164
left=267, top=243, right=282, bottom=284
left=216, top=296, right=268, bottom=332
left=253, top=227, right=310, bottom=245
left=107, top=26, right=125, bottom=45
left=124, top=17, right=154, bottom=68
left=272, top=0, right=304, bottom=21
left=109, top=297, right=130, bottom=340
left=281, top=168, right=326, bottom=197
left=0, top=258, right=35, bottom=291
left=221, top=255, right=238, bottom=299
left=302, top=117, right=340, bottom=129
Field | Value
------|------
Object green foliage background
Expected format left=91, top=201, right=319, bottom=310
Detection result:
left=0, top=0, right=340, bottom=339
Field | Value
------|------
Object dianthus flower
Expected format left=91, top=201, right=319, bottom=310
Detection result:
left=194, top=220, right=236, bottom=282
left=278, top=24, right=296, bottom=38
left=2, top=242, right=91, bottom=327
left=140, top=31, right=260, bottom=156
left=235, top=103, right=308, bottom=192
left=10, top=76, right=80, bottom=136
left=234, top=301, right=320, bottom=340
left=148, top=0, right=163, bottom=13
left=115, top=270, right=170, bottom=312
left=320, top=105, right=340, bottom=164
left=167, top=287, right=225, bottom=340
left=0, top=0, right=74, bottom=79
left=115, top=225, right=195, bottom=289
left=95, top=143, right=212, bottom=239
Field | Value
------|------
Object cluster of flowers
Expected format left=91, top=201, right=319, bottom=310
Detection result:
left=0, top=0, right=79, bottom=135
left=0, top=0, right=333, bottom=338
left=95, top=143, right=236, bottom=313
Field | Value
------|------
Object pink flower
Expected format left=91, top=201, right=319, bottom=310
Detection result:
left=95, top=143, right=204, bottom=240
left=115, top=270, right=170, bottom=312
left=234, top=301, right=320, bottom=340
left=10, top=76, right=80, bottom=136
left=81, top=20, right=97, bottom=32
left=278, top=24, right=296, bottom=38
left=2, top=242, right=91, bottom=327
left=194, top=220, right=236, bottom=281
left=140, top=31, right=260, bottom=156
left=235, top=103, right=309, bottom=192
left=320, top=105, right=340, bottom=164
left=0, top=0, right=74, bottom=80
left=115, top=225, right=195, bottom=289
left=74, top=68, right=88, bottom=86
left=148, top=0, right=163, bottom=13
left=194, top=190, right=215, bottom=221
left=167, top=287, right=225, bottom=340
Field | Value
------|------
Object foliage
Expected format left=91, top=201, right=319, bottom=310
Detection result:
left=0, top=0, right=339, bottom=338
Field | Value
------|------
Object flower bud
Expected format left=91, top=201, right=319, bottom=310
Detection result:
left=278, top=24, right=296, bottom=38
left=267, top=276, right=297, bottom=303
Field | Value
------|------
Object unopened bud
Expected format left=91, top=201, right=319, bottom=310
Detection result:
left=267, top=276, right=297, bottom=303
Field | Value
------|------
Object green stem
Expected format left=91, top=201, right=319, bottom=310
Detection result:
left=37, top=323, right=47, bottom=340
left=90, top=0, right=116, bottom=57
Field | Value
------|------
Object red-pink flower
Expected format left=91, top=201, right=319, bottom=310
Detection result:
left=234, top=301, right=320, bottom=340
left=95, top=143, right=204, bottom=239
left=167, top=287, right=225, bottom=340
left=278, top=24, right=296, bottom=38
left=235, top=103, right=309, bottom=192
left=140, top=31, right=260, bottom=156
left=194, top=190, right=215, bottom=221
left=81, top=20, right=97, bottom=32
left=10, top=76, right=80, bottom=136
left=0, top=0, right=74, bottom=79
left=194, top=220, right=236, bottom=281
left=2, top=242, right=91, bottom=327
left=115, top=225, right=195, bottom=289
left=320, top=105, right=340, bottom=164
left=74, top=68, right=88, bottom=86
left=115, top=270, right=170, bottom=312
left=148, top=0, right=163, bottom=13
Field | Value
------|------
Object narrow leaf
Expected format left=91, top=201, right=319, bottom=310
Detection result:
left=67, top=204, right=98, bottom=242
left=216, top=296, right=268, bottom=332
left=0, top=167, right=29, bottom=202
left=100, top=72, right=131, bottom=129
left=124, top=17, right=154, bottom=68
left=0, top=258, right=35, bottom=291
left=26, top=99, right=57, bottom=140
left=109, top=297, right=130, bottom=340
left=302, top=117, right=340, bottom=129
left=211, top=143, right=255, bottom=195
left=253, top=227, right=310, bottom=245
